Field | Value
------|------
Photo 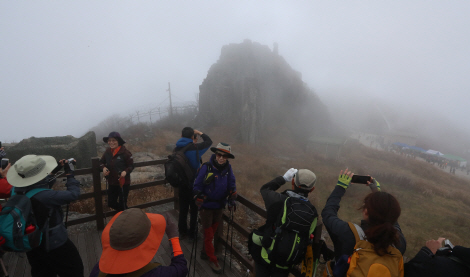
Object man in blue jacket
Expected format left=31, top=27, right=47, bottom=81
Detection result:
left=174, top=127, right=212, bottom=239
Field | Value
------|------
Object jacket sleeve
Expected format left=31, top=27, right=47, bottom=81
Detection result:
left=124, top=150, right=134, bottom=174
left=227, top=165, right=236, bottom=193
left=39, top=176, right=81, bottom=206
left=196, top=133, right=213, bottom=156
left=193, top=164, right=207, bottom=195
left=394, top=222, right=407, bottom=255
left=321, top=185, right=355, bottom=259
left=152, top=254, right=188, bottom=277
left=0, top=178, right=12, bottom=198
left=260, top=176, right=286, bottom=210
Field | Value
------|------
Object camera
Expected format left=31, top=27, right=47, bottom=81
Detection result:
left=66, top=158, right=76, bottom=171
left=1, top=158, right=8, bottom=170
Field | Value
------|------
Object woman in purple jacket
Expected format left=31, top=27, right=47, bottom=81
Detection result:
left=193, top=142, right=237, bottom=274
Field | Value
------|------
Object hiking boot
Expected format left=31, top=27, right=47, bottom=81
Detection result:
left=209, top=260, right=222, bottom=274
left=200, top=250, right=209, bottom=260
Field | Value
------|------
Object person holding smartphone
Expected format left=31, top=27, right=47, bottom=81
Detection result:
left=321, top=168, right=406, bottom=276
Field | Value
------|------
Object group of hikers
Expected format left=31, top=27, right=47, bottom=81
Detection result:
left=0, top=127, right=469, bottom=277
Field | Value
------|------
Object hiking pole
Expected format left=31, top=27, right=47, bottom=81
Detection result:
left=65, top=204, right=69, bottom=229
left=223, top=210, right=231, bottom=273
left=229, top=208, right=234, bottom=270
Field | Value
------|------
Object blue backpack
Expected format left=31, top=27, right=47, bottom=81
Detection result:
left=0, top=188, right=49, bottom=252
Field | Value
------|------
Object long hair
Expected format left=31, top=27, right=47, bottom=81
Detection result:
left=362, top=192, right=401, bottom=256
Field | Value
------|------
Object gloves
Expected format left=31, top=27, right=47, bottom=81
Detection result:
left=337, top=171, right=352, bottom=189
left=228, top=199, right=237, bottom=212
left=370, top=178, right=381, bottom=192
left=229, top=191, right=237, bottom=200
left=283, top=168, right=298, bottom=182
left=163, top=213, right=179, bottom=239
left=194, top=195, right=204, bottom=208
left=63, top=162, right=73, bottom=175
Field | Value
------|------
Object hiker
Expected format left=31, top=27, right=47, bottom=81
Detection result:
left=0, top=162, right=12, bottom=199
left=193, top=142, right=236, bottom=274
left=100, top=131, right=134, bottom=211
left=405, top=237, right=470, bottom=277
left=174, top=127, right=212, bottom=239
left=321, top=168, right=406, bottom=277
left=89, top=208, right=188, bottom=277
left=248, top=168, right=318, bottom=277
left=6, top=155, right=83, bottom=277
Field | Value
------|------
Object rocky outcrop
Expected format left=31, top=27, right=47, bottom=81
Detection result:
left=197, top=40, right=329, bottom=144
left=6, top=131, right=97, bottom=168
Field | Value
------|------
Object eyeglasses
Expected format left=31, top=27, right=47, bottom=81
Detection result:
left=216, top=152, right=229, bottom=159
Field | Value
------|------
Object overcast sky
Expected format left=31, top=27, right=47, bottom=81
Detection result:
left=1, top=1, right=469, bottom=142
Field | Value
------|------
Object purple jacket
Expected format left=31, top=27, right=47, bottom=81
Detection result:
left=193, top=154, right=236, bottom=209
left=89, top=254, right=188, bottom=277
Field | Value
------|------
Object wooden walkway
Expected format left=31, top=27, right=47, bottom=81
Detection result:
left=1, top=210, right=244, bottom=277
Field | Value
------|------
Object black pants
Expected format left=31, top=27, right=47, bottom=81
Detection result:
left=178, top=184, right=198, bottom=236
left=107, top=184, right=130, bottom=211
left=255, top=262, right=289, bottom=277
left=26, top=239, right=84, bottom=277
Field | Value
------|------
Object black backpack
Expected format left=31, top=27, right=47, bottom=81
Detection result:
left=260, top=196, right=318, bottom=268
left=164, top=143, right=195, bottom=188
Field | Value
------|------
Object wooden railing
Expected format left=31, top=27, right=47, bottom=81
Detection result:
left=64, top=157, right=319, bottom=274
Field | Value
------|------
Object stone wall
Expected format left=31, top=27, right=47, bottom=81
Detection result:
left=5, top=131, right=97, bottom=168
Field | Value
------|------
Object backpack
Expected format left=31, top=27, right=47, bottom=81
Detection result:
left=164, top=143, right=195, bottom=188
left=323, top=222, right=404, bottom=277
left=257, top=196, right=318, bottom=269
left=0, top=188, right=50, bottom=252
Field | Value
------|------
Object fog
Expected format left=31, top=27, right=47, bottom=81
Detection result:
left=1, top=1, right=469, bottom=150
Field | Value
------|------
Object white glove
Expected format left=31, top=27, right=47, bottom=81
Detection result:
left=283, top=168, right=298, bottom=182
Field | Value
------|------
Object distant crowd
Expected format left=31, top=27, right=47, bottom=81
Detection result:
left=0, top=128, right=469, bottom=277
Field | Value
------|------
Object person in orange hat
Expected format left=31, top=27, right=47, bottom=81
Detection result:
left=89, top=208, right=188, bottom=277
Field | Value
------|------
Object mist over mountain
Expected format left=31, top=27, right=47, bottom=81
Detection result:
left=196, top=40, right=331, bottom=145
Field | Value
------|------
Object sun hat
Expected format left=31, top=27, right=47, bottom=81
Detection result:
left=6, top=155, right=58, bottom=188
left=210, top=142, right=235, bottom=159
left=99, top=208, right=166, bottom=274
left=103, top=131, right=126, bottom=145
left=294, top=169, right=317, bottom=190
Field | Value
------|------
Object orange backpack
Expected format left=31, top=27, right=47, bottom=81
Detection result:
left=323, top=222, right=404, bottom=277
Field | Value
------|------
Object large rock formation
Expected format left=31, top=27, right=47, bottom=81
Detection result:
left=6, top=131, right=97, bottom=168
left=197, top=40, right=329, bottom=144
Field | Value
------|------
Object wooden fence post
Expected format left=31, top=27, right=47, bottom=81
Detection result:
left=92, top=157, right=105, bottom=230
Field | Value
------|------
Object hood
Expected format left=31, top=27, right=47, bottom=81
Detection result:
left=176, top=137, right=193, bottom=148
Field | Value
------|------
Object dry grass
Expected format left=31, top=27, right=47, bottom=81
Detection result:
left=70, top=126, right=470, bottom=261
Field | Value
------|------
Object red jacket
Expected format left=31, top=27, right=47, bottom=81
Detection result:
left=0, top=178, right=12, bottom=198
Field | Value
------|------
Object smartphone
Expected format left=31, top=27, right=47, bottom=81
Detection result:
left=1, top=158, right=9, bottom=170
left=351, top=175, right=372, bottom=184
left=0, top=141, right=2, bottom=148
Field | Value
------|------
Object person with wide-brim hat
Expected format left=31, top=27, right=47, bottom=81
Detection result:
left=193, top=142, right=237, bottom=274
left=6, top=155, right=83, bottom=277
left=100, top=131, right=134, bottom=211
left=89, top=208, right=188, bottom=277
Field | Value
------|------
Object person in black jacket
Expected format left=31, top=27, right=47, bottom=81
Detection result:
left=7, top=155, right=83, bottom=277
left=405, top=237, right=470, bottom=277
left=321, top=168, right=406, bottom=275
left=100, top=131, right=134, bottom=211
left=249, top=168, right=318, bottom=277
left=174, top=127, right=212, bottom=239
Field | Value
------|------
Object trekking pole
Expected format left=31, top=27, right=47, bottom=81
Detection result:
left=223, top=210, right=231, bottom=273
left=229, top=208, right=234, bottom=270
left=65, top=204, right=69, bottom=229
left=188, top=213, right=199, bottom=277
